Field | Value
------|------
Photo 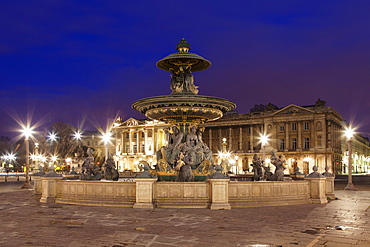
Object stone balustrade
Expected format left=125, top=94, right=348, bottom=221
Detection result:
left=36, top=176, right=334, bottom=209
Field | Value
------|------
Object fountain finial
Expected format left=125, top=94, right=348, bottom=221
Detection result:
left=176, top=38, right=190, bottom=53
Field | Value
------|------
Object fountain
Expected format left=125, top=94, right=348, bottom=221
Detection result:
left=132, top=39, right=236, bottom=181
left=35, top=39, right=331, bottom=209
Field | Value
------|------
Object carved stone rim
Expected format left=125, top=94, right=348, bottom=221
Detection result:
left=132, top=95, right=236, bottom=114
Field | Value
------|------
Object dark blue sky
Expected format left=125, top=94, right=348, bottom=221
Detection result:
left=1, top=1, right=370, bottom=139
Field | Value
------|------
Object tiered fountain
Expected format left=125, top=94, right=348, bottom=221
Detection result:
left=132, top=39, right=236, bottom=181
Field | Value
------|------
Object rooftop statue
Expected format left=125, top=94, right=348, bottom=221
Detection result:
left=157, top=38, right=210, bottom=95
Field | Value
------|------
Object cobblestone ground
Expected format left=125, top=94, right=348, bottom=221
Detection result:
left=0, top=180, right=369, bottom=247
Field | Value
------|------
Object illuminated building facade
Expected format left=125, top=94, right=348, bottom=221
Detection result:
left=113, top=100, right=370, bottom=174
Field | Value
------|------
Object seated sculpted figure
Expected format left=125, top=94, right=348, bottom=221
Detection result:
left=180, top=126, right=204, bottom=166
left=159, top=126, right=183, bottom=165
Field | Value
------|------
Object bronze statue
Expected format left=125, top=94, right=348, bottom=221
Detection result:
left=103, top=156, right=119, bottom=181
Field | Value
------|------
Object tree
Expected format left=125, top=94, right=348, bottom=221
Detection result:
left=47, top=122, right=77, bottom=160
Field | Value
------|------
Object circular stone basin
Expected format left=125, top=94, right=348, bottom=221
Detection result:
left=132, top=95, right=236, bottom=123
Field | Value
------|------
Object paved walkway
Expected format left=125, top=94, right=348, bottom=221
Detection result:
left=0, top=181, right=369, bottom=246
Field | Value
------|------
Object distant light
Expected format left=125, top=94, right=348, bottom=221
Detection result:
left=23, top=127, right=33, bottom=138
left=74, top=131, right=82, bottom=140
left=344, top=127, right=355, bottom=140
left=102, top=132, right=111, bottom=144
left=260, top=134, right=269, bottom=146
left=48, top=133, right=57, bottom=141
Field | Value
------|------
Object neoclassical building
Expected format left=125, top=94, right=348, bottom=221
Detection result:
left=112, top=118, right=169, bottom=171
left=113, top=100, right=370, bottom=175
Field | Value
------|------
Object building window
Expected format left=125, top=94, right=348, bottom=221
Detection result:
left=142, top=132, right=145, bottom=138
left=304, top=122, right=309, bottom=130
left=141, top=144, right=145, bottom=153
left=291, top=138, right=297, bottom=150
left=248, top=127, right=251, bottom=134
left=133, top=144, right=137, bottom=153
left=87, top=141, right=90, bottom=146
left=126, top=133, right=129, bottom=138
left=280, top=124, right=285, bottom=132
left=279, top=139, right=285, bottom=150
left=304, top=138, right=310, bottom=149
left=134, top=133, right=137, bottom=139
left=292, top=122, right=297, bottom=131
left=126, top=145, right=129, bottom=153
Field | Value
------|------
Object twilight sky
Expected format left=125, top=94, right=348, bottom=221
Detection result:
left=1, top=1, right=370, bottom=139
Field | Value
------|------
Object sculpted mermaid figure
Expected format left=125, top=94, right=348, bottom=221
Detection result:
left=268, top=150, right=286, bottom=181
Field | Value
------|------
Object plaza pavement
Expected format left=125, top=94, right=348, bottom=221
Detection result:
left=0, top=178, right=369, bottom=247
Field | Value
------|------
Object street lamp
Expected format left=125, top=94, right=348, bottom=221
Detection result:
left=73, top=131, right=82, bottom=144
left=21, top=126, right=33, bottom=189
left=344, top=126, right=356, bottom=190
left=102, top=131, right=112, bottom=162
left=34, top=142, right=40, bottom=172
left=260, top=134, right=269, bottom=164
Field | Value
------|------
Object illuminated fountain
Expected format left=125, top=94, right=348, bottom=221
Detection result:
left=36, top=39, right=328, bottom=209
left=132, top=39, right=236, bottom=181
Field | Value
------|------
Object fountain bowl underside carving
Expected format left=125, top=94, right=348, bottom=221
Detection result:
left=132, top=95, right=236, bottom=123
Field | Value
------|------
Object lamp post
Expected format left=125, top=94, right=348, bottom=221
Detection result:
left=34, top=142, right=40, bottom=172
left=260, top=134, right=269, bottom=164
left=102, top=132, right=111, bottom=163
left=344, top=127, right=356, bottom=191
left=21, top=127, right=33, bottom=189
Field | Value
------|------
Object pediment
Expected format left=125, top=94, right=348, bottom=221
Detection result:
left=122, top=118, right=140, bottom=126
left=271, top=104, right=314, bottom=116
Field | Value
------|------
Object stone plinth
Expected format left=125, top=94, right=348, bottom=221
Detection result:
left=325, top=177, right=335, bottom=199
left=40, top=176, right=64, bottom=203
left=305, top=177, right=328, bottom=204
left=33, top=176, right=42, bottom=195
left=228, top=181, right=311, bottom=207
left=208, top=178, right=231, bottom=210
left=55, top=180, right=136, bottom=207
left=133, top=178, right=158, bottom=209
left=154, top=182, right=209, bottom=208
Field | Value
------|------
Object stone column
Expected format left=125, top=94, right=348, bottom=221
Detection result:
left=40, top=176, right=63, bottom=203
left=208, top=179, right=231, bottom=210
left=144, top=129, right=148, bottom=154
left=250, top=126, right=254, bottom=152
left=136, top=131, right=140, bottom=153
left=305, top=177, right=328, bottom=204
left=298, top=121, right=302, bottom=150
left=129, top=130, right=133, bottom=153
left=239, top=127, right=243, bottom=151
left=310, top=121, right=315, bottom=150
left=133, top=178, right=157, bottom=209
left=228, top=128, right=232, bottom=150
left=122, top=131, right=126, bottom=153
left=218, top=129, right=222, bottom=150
left=285, top=122, right=289, bottom=152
